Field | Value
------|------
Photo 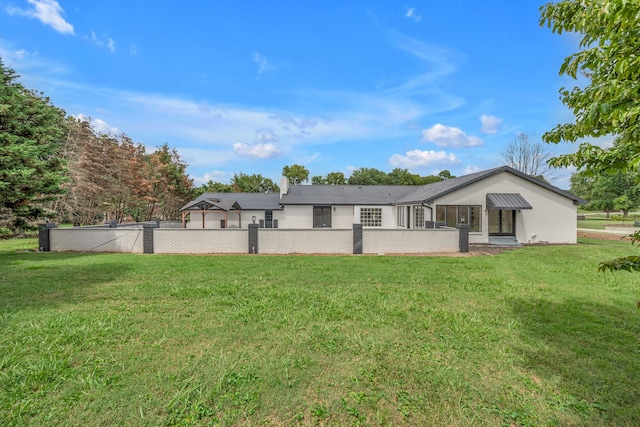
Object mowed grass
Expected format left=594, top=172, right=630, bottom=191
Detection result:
left=1, top=239, right=639, bottom=426
left=578, top=211, right=640, bottom=230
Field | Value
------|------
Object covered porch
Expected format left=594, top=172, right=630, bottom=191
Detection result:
left=180, top=198, right=242, bottom=229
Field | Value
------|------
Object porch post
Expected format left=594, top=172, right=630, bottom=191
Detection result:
left=248, top=223, right=259, bottom=254
left=143, top=223, right=155, bottom=254
left=456, top=224, right=469, bottom=253
left=353, top=224, right=363, bottom=254
left=38, top=223, right=57, bottom=252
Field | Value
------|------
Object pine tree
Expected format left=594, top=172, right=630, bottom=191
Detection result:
left=0, top=59, right=67, bottom=236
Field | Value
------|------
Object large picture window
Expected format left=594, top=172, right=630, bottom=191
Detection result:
left=436, top=205, right=482, bottom=232
left=360, top=207, right=382, bottom=227
left=313, top=206, right=332, bottom=228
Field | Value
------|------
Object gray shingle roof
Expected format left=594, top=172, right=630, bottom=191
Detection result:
left=181, top=166, right=586, bottom=210
left=180, top=192, right=282, bottom=211
left=279, top=185, right=419, bottom=205
left=395, top=166, right=586, bottom=205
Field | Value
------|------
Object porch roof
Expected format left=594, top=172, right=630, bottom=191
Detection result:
left=180, top=198, right=241, bottom=211
left=486, top=193, right=532, bottom=210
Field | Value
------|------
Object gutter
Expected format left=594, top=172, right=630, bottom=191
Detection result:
left=422, top=202, right=433, bottom=222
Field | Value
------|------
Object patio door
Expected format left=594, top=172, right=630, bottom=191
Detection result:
left=488, top=209, right=515, bottom=236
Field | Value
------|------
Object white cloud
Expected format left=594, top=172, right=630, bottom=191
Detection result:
left=233, top=142, right=283, bottom=159
left=462, top=165, right=481, bottom=175
left=74, top=114, right=119, bottom=135
left=130, top=43, right=137, bottom=56
left=404, top=6, right=422, bottom=22
left=252, top=52, right=274, bottom=75
left=268, top=114, right=318, bottom=131
left=107, top=38, right=115, bottom=53
left=92, top=118, right=119, bottom=134
left=480, top=114, right=502, bottom=134
left=422, top=124, right=483, bottom=148
left=191, top=170, right=227, bottom=185
left=6, top=0, right=74, bottom=35
left=178, top=148, right=235, bottom=167
left=254, top=129, right=279, bottom=144
left=86, top=31, right=116, bottom=53
left=389, top=149, right=459, bottom=169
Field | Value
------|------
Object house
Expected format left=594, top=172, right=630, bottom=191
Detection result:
left=181, top=166, right=585, bottom=244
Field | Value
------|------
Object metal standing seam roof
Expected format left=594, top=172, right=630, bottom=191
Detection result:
left=486, top=193, right=533, bottom=210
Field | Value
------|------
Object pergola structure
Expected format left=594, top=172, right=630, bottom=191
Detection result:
left=180, top=198, right=242, bottom=228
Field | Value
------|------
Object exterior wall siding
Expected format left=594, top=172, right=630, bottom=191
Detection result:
left=432, top=173, right=578, bottom=244
left=50, top=228, right=145, bottom=253
left=363, top=229, right=458, bottom=253
left=279, top=205, right=311, bottom=229
left=353, top=206, right=396, bottom=229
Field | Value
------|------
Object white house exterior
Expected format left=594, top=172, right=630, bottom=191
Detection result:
left=180, top=166, right=585, bottom=245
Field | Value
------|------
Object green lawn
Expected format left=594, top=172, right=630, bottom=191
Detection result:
left=1, top=239, right=639, bottom=426
left=578, top=211, right=640, bottom=230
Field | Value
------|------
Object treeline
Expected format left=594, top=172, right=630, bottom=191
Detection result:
left=571, top=170, right=640, bottom=218
left=0, top=59, right=193, bottom=235
left=195, top=165, right=455, bottom=197
left=53, top=118, right=193, bottom=225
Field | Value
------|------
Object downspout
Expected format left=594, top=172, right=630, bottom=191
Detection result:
left=422, top=202, right=433, bottom=222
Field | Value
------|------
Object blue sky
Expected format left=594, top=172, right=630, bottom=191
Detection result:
left=0, top=1, right=585, bottom=188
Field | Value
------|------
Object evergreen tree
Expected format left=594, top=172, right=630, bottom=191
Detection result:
left=0, top=59, right=67, bottom=236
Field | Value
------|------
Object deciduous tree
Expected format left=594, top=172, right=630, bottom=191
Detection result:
left=501, top=133, right=551, bottom=179
left=540, top=0, right=640, bottom=274
left=231, top=173, right=279, bottom=193
left=348, top=168, right=390, bottom=185
left=282, top=164, right=309, bottom=184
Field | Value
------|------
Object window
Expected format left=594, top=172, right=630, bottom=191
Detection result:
left=413, top=206, right=425, bottom=229
left=265, top=210, right=273, bottom=228
left=435, top=205, right=482, bottom=232
left=360, top=207, right=382, bottom=227
left=313, top=206, right=332, bottom=228
left=397, top=206, right=405, bottom=227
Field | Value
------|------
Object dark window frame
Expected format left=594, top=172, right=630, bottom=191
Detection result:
left=313, top=206, right=332, bottom=228
left=435, top=205, right=482, bottom=232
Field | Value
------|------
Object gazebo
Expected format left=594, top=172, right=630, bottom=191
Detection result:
left=180, top=198, right=242, bottom=228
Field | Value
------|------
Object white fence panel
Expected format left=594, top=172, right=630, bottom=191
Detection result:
left=363, top=229, right=458, bottom=254
left=260, top=229, right=353, bottom=254
left=153, top=229, right=248, bottom=254
left=50, top=228, right=145, bottom=253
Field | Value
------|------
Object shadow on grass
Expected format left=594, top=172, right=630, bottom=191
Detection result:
left=511, top=297, right=640, bottom=422
left=0, top=252, right=133, bottom=311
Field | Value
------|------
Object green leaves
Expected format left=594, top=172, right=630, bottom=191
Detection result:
left=0, top=59, right=66, bottom=236
left=542, top=2, right=640, bottom=285
left=541, top=0, right=640, bottom=173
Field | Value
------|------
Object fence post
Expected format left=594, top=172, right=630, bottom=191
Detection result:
left=456, top=224, right=469, bottom=253
left=353, top=224, right=363, bottom=254
left=248, top=224, right=259, bottom=254
left=143, top=223, right=155, bottom=254
left=38, top=223, right=57, bottom=252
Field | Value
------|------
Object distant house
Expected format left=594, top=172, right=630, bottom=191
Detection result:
left=181, top=166, right=585, bottom=244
